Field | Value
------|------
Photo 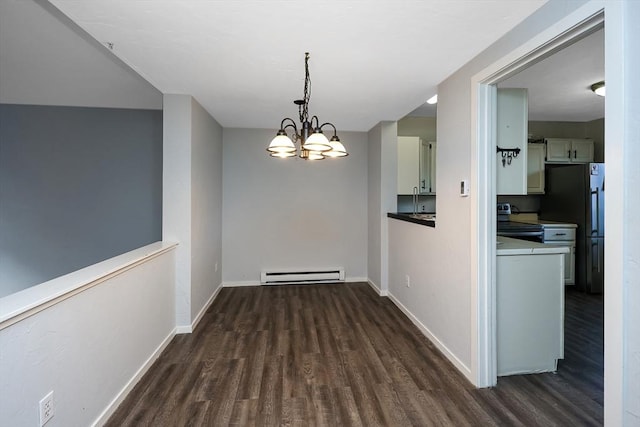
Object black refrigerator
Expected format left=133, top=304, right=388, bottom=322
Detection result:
left=540, top=163, right=604, bottom=293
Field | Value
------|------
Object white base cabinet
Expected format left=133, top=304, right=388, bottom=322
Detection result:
left=497, top=237, right=566, bottom=376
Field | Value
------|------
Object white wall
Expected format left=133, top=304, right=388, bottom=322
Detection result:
left=0, top=0, right=161, bottom=110
left=190, top=99, right=223, bottom=321
left=388, top=218, right=471, bottom=376
left=367, top=125, right=383, bottom=291
left=222, top=128, right=368, bottom=285
left=163, top=95, right=223, bottom=330
left=367, top=122, right=397, bottom=294
left=604, top=1, right=640, bottom=424
left=0, top=245, right=176, bottom=427
left=163, top=95, right=193, bottom=328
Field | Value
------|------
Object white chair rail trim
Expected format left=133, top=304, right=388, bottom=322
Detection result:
left=0, top=241, right=178, bottom=330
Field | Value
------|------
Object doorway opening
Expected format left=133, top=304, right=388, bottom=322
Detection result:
left=473, top=10, right=605, bottom=388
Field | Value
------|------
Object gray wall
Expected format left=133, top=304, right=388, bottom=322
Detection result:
left=397, top=116, right=437, bottom=141
left=0, top=104, right=163, bottom=296
left=189, top=98, right=223, bottom=323
left=222, top=128, right=369, bottom=285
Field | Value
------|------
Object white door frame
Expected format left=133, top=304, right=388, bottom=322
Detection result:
left=471, top=6, right=605, bottom=387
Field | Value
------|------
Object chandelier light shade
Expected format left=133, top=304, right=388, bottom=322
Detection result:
left=267, top=52, right=347, bottom=160
left=591, top=81, right=605, bottom=97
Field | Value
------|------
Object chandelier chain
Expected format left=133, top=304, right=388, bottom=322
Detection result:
left=299, top=52, right=311, bottom=124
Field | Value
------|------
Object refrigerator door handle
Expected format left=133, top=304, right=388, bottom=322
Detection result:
left=591, top=188, right=599, bottom=236
left=592, top=240, right=601, bottom=273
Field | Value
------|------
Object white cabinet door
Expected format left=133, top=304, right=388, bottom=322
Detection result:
left=419, top=140, right=436, bottom=194
left=572, top=139, right=595, bottom=163
left=429, top=141, right=437, bottom=194
left=397, top=136, right=420, bottom=194
left=497, top=88, right=528, bottom=195
left=545, top=138, right=572, bottom=162
left=568, top=245, right=576, bottom=285
left=527, top=143, right=545, bottom=194
left=543, top=242, right=575, bottom=285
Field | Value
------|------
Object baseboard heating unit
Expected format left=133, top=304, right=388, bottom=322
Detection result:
left=260, top=268, right=345, bottom=285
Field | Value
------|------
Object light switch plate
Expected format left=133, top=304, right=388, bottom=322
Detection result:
left=460, top=179, right=469, bottom=197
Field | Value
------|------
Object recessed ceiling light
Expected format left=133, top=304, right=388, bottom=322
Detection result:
left=426, top=94, right=438, bottom=104
left=591, top=81, right=605, bottom=97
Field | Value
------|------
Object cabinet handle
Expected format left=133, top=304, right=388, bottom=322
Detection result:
left=568, top=150, right=571, bottom=158
left=555, top=233, right=567, bottom=236
left=421, top=179, right=425, bottom=190
left=574, top=150, right=577, bottom=158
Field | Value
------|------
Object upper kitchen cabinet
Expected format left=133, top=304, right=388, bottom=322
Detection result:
left=398, top=136, right=420, bottom=194
left=497, top=88, right=528, bottom=195
left=527, top=143, right=545, bottom=194
left=421, top=140, right=436, bottom=194
left=397, top=136, right=436, bottom=195
left=545, top=138, right=594, bottom=163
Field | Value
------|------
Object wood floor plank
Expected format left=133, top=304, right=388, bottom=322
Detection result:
left=107, top=283, right=603, bottom=426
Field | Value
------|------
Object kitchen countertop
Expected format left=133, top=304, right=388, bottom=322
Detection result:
left=513, top=219, right=577, bottom=228
left=387, top=212, right=436, bottom=228
left=497, top=236, right=570, bottom=256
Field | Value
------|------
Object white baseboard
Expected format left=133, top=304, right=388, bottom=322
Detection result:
left=222, top=280, right=261, bottom=287
left=91, top=327, right=176, bottom=427
left=191, top=284, right=222, bottom=332
left=386, top=291, right=473, bottom=382
left=176, top=283, right=223, bottom=334
left=223, top=277, right=369, bottom=288
left=175, top=324, right=192, bottom=334
left=366, top=279, right=388, bottom=296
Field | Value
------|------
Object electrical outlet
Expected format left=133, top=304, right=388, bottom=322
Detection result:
left=405, top=274, right=411, bottom=288
left=39, top=391, right=54, bottom=426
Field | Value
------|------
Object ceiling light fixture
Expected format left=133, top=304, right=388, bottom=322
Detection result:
left=267, top=52, right=347, bottom=160
left=426, top=94, right=438, bottom=104
left=591, top=81, right=605, bottom=97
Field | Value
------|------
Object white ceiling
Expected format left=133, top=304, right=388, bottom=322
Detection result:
left=499, top=28, right=604, bottom=122
left=0, top=0, right=162, bottom=110
left=46, top=0, right=548, bottom=131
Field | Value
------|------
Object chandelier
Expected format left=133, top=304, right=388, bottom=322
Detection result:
left=267, top=52, right=347, bottom=160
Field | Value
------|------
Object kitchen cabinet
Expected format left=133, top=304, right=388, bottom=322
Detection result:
left=497, top=88, right=528, bottom=195
left=545, top=138, right=594, bottom=163
left=397, top=136, right=436, bottom=195
left=420, top=140, right=436, bottom=194
left=542, top=223, right=577, bottom=285
left=527, top=143, right=545, bottom=194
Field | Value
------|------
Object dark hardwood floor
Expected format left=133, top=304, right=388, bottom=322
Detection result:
left=106, top=283, right=603, bottom=426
